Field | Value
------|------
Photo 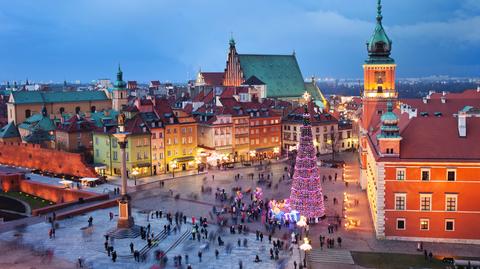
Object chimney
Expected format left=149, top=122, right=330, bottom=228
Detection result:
left=442, top=91, right=447, bottom=96
left=458, top=111, right=467, bottom=137
left=441, top=96, right=446, bottom=104
left=422, top=97, right=428, bottom=104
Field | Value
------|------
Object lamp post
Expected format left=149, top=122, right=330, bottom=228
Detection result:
left=296, top=215, right=307, bottom=240
left=196, top=159, right=202, bottom=174
left=112, top=112, right=134, bottom=229
left=299, top=237, right=312, bottom=268
left=131, top=168, right=139, bottom=186
left=171, top=161, right=177, bottom=178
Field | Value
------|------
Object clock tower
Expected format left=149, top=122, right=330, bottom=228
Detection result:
left=359, top=0, right=397, bottom=189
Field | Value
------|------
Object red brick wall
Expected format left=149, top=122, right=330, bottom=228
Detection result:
left=0, top=173, right=24, bottom=192
left=19, top=180, right=97, bottom=203
left=0, top=142, right=97, bottom=177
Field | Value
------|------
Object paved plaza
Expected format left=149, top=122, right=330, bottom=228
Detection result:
left=1, top=152, right=480, bottom=269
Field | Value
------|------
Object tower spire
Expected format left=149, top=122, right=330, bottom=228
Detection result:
left=377, top=0, right=383, bottom=23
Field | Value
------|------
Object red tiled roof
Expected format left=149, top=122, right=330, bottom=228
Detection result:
left=184, top=104, right=193, bottom=114
left=203, top=90, right=215, bottom=104
left=57, top=115, right=95, bottom=133
left=401, top=90, right=480, bottom=116
left=193, top=91, right=205, bottom=102
left=201, top=72, right=224, bottom=86
left=398, top=116, right=480, bottom=160
left=220, top=87, right=236, bottom=98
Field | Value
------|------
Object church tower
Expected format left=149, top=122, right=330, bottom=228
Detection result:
left=359, top=0, right=397, bottom=189
left=223, top=38, right=243, bottom=86
left=361, top=0, right=397, bottom=131
left=112, top=65, right=129, bottom=112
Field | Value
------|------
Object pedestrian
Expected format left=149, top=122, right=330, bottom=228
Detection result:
left=185, top=254, right=189, bottom=264
left=428, top=252, right=433, bottom=262
left=239, top=260, right=243, bottom=269
left=337, top=237, right=342, bottom=247
left=215, top=249, right=219, bottom=259
left=109, top=212, right=113, bottom=221
left=294, top=260, right=297, bottom=269
left=111, top=250, right=117, bottom=262
left=260, top=233, right=264, bottom=242
left=198, top=251, right=202, bottom=262
left=424, top=250, right=428, bottom=260
left=130, top=242, right=134, bottom=253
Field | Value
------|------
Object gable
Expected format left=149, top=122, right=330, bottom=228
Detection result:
left=238, top=54, right=306, bottom=98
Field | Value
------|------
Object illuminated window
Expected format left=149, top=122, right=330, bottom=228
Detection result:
left=447, top=170, right=456, bottom=181
left=396, top=218, right=405, bottom=230
left=445, top=219, right=455, bottom=231
left=420, top=194, right=432, bottom=211
left=394, top=193, right=406, bottom=210
left=445, top=194, right=457, bottom=211
left=421, top=169, right=430, bottom=181
left=420, top=219, right=429, bottom=231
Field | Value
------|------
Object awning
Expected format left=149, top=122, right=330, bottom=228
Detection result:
left=135, top=163, right=151, bottom=168
left=255, top=147, right=275, bottom=153
left=173, top=156, right=195, bottom=162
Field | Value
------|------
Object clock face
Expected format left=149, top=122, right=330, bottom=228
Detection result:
left=375, top=71, right=386, bottom=84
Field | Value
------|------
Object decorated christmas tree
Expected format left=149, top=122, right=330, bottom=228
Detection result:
left=289, top=96, right=326, bottom=220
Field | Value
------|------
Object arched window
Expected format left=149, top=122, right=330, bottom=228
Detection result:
left=75, top=106, right=81, bottom=114
left=59, top=107, right=65, bottom=114
left=91, top=106, right=96, bottom=113
left=25, top=109, right=31, bottom=118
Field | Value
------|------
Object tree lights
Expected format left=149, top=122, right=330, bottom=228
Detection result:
left=289, top=101, right=326, bottom=220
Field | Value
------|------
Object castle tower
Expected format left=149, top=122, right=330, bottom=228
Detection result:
left=359, top=0, right=397, bottom=189
left=376, top=101, right=401, bottom=157
left=112, top=65, right=129, bottom=112
left=361, top=0, right=397, bottom=131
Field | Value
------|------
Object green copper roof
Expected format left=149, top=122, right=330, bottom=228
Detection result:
left=112, top=65, right=127, bottom=90
left=90, top=109, right=119, bottom=127
left=304, top=81, right=327, bottom=109
left=18, top=113, right=56, bottom=132
left=366, top=0, right=394, bottom=64
left=0, top=122, right=20, bottom=139
left=238, top=54, right=306, bottom=98
left=10, top=91, right=108, bottom=104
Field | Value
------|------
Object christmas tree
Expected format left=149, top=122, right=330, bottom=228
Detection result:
left=289, top=99, right=326, bottom=220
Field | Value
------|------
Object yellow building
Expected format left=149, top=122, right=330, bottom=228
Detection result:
left=154, top=98, right=198, bottom=174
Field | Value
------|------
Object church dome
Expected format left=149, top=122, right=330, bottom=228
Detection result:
left=366, top=0, right=394, bottom=64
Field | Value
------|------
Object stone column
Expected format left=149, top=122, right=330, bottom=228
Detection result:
left=113, top=132, right=134, bottom=229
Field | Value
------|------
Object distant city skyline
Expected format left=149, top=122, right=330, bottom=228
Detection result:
left=0, top=0, right=479, bottom=82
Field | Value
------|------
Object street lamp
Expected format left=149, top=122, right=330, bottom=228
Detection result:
left=196, top=158, right=202, bottom=174
left=249, top=150, right=256, bottom=163
left=170, top=161, right=177, bottom=178
left=300, top=237, right=312, bottom=268
left=131, top=168, right=139, bottom=186
left=296, top=215, right=307, bottom=239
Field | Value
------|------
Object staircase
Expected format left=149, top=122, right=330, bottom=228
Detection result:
left=307, top=248, right=355, bottom=265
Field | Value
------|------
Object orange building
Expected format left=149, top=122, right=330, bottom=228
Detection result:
left=360, top=1, right=480, bottom=243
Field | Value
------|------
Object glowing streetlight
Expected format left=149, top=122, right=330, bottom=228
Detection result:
left=170, top=160, right=178, bottom=178
left=299, top=237, right=312, bottom=268
left=131, top=168, right=139, bottom=186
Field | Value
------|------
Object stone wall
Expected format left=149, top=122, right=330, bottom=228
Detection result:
left=0, top=142, right=97, bottom=177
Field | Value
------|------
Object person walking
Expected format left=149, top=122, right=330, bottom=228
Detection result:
left=198, top=251, right=202, bottom=262
left=111, top=250, right=117, bottom=262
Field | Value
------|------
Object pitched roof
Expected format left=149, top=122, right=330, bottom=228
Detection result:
left=201, top=72, right=224, bottom=86
left=284, top=102, right=337, bottom=125
left=0, top=122, right=20, bottom=138
left=304, top=81, right=328, bottom=109
left=398, top=116, right=480, bottom=160
left=57, top=115, right=95, bottom=133
left=243, top=75, right=265, bottom=85
left=238, top=54, right=306, bottom=98
left=18, top=113, right=56, bottom=132
left=10, top=91, right=108, bottom=104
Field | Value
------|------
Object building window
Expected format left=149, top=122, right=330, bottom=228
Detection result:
left=420, top=194, right=432, bottom=211
left=420, top=219, right=429, bottom=231
left=25, top=109, right=31, bottom=118
left=167, top=151, right=171, bottom=157
left=421, top=169, right=430, bottom=181
left=395, top=193, right=406, bottom=210
left=75, top=106, right=81, bottom=114
left=95, top=149, right=99, bottom=157
left=445, top=194, right=457, bottom=211
left=137, top=152, right=141, bottom=160
left=95, top=137, right=99, bottom=145
left=445, top=219, right=455, bottom=231
left=144, top=152, right=148, bottom=159
left=396, top=218, right=406, bottom=230
left=113, top=151, right=118, bottom=161
left=396, top=168, right=406, bottom=180
left=447, top=169, right=456, bottom=181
